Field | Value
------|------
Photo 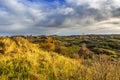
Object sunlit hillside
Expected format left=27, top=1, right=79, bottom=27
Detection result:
left=0, top=36, right=119, bottom=80
left=0, top=37, right=39, bottom=54
left=0, top=37, right=90, bottom=80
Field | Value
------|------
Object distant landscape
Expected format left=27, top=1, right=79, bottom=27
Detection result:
left=0, top=35, right=120, bottom=80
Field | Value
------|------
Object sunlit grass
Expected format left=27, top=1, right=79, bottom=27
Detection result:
left=0, top=37, right=119, bottom=80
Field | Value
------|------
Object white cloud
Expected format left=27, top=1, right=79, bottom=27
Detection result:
left=0, top=0, right=26, bottom=14
left=57, top=7, right=74, bottom=15
left=66, top=0, right=120, bottom=9
left=0, top=0, right=120, bottom=35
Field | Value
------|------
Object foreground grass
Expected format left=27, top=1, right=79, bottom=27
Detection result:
left=83, top=55, right=120, bottom=80
left=0, top=52, right=120, bottom=80
left=0, top=51, right=92, bottom=80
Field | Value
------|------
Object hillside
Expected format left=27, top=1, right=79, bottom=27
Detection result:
left=0, top=37, right=90, bottom=80
left=25, top=35, right=120, bottom=58
left=0, top=36, right=119, bottom=80
left=0, top=36, right=39, bottom=54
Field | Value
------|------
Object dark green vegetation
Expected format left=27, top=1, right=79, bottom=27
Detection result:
left=0, top=35, right=120, bottom=80
left=26, top=35, right=120, bottom=58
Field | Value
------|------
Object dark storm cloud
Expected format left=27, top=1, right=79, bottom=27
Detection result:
left=112, top=8, right=120, bottom=17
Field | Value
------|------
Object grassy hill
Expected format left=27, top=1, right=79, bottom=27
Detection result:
left=0, top=36, right=119, bottom=80
left=0, top=36, right=39, bottom=54
left=0, top=37, right=91, bottom=80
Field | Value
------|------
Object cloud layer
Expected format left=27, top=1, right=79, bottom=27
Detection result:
left=0, top=0, right=120, bottom=35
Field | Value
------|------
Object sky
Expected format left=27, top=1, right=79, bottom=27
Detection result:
left=0, top=0, right=120, bottom=35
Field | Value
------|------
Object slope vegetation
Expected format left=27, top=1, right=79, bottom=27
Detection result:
left=0, top=37, right=91, bottom=80
left=0, top=36, right=119, bottom=80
